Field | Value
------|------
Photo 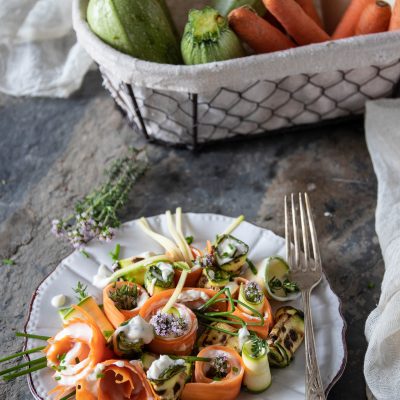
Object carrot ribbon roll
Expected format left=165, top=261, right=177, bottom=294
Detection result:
left=181, top=346, right=245, bottom=400
left=139, top=290, right=198, bottom=355
left=390, top=0, right=400, bottom=30
left=45, top=316, right=109, bottom=392
left=103, top=281, right=149, bottom=329
left=76, top=359, right=155, bottom=400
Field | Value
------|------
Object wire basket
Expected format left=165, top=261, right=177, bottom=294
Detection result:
left=73, top=0, right=400, bottom=150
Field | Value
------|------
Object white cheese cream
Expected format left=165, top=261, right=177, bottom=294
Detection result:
left=51, top=294, right=66, bottom=308
left=238, top=326, right=251, bottom=349
left=147, top=355, right=185, bottom=380
left=93, top=264, right=112, bottom=289
left=115, top=315, right=154, bottom=344
left=178, top=290, right=209, bottom=303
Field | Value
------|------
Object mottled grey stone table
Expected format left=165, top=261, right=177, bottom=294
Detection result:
left=0, top=71, right=384, bottom=399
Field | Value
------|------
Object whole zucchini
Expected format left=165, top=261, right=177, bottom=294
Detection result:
left=212, top=0, right=266, bottom=17
left=87, top=0, right=182, bottom=64
left=181, top=7, right=245, bottom=65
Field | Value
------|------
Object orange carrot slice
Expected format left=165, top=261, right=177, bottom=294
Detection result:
left=355, top=1, right=391, bottom=35
left=76, top=359, right=155, bottom=400
left=263, top=0, right=330, bottom=45
left=295, top=0, right=324, bottom=27
left=228, top=7, right=296, bottom=54
left=332, top=0, right=375, bottom=39
left=45, top=316, right=108, bottom=391
left=103, top=281, right=149, bottom=329
left=181, top=346, right=244, bottom=400
left=390, top=0, right=400, bottom=30
left=139, top=290, right=198, bottom=355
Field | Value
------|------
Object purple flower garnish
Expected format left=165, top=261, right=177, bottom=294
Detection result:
left=149, top=311, right=188, bottom=337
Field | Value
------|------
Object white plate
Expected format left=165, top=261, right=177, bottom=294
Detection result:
left=25, top=213, right=347, bottom=399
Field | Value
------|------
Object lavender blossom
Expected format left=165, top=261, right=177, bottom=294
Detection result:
left=149, top=311, right=188, bottom=337
left=210, top=354, right=229, bottom=378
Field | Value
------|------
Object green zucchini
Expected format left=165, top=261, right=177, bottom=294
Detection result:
left=203, top=267, right=231, bottom=288
left=214, top=235, right=249, bottom=272
left=87, top=0, right=182, bottom=64
left=264, top=256, right=300, bottom=301
left=144, top=262, right=175, bottom=296
left=267, top=306, right=304, bottom=368
left=147, top=357, right=190, bottom=400
left=212, top=0, right=266, bottom=17
left=197, top=322, right=240, bottom=353
left=238, top=281, right=265, bottom=314
left=242, top=337, right=271, bottom=393
left=181, top=7, right=245, bottom=65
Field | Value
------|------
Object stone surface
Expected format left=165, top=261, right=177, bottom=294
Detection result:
left=0, top=70, right=384, bottom=399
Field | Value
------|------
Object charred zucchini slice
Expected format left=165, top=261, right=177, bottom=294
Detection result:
left=214, top=234, right=249, bottom=272
left=197, top=322, right=240, bottom=353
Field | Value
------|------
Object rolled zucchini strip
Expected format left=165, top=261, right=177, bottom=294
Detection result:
left=144, top=261, right=175, bottom=295
left=242, top=337, right=271, bottom=393
left=203, top=267, right=231, bottom=288
left=267, top=306, right=304, bottom=368
left=214, top=234, right=249, bottom=272
left=146, top=355, right=190, bottom=400
left=237, top=281, right=265, bottom=315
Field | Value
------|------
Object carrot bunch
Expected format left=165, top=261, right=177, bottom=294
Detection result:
left=227, top=0, right=400, bottom=56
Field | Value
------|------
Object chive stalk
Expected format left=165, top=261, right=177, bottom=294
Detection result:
left=15, top=332, right=50, bottom=341
left=0, top=346, right=46, bottom=363
left=0, top=357, right=47, bottom=376
left=3, top=362, right=47, bottom=381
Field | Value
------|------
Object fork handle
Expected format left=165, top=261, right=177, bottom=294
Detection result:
left=302, top=289, right=326, bottom=400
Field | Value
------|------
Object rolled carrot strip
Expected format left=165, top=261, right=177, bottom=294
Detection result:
left=355, top=1, right=392, bottom=35
left=389, top=0, right=400, bottom=30
left=295, top=0, right=324, bottom=28
left=332, top=0, right=375, bottom=39
left=76, top=359, right=155, bottom=400
left=263, top=0, right=330, bottom=45
left=228, top=6, right=296, bottom=54
left=174, top=246, right=203, bottom=286
left=45, top=317, right=108, bottom=391
left=228, top=278, right=273, bottom=339
left=139, top=290, right=198, bottom=355
left=181, top=346, right=244, bottom=400
left=103, top=281, right=149, bottom=329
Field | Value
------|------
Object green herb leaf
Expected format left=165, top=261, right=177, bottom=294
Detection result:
left=2, top=259, right=14, bottom=266
left=185, top=236, right=194, bottom=245
left=108, top=283, right=138, bottom=310
left=80, top=250, right=90, bottom=258
left=73, top=281, right=88, bottom=301
left=109, top=243, right=121, bottom=263
left=247, top=259, right=257, bottom=275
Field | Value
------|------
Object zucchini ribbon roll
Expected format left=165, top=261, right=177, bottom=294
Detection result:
left=144, top=262, right=175, bottom=296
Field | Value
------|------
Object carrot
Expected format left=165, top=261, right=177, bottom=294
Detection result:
left=263, top=0, right=330, bottom=45
left=139, top=289, right=198, bottom=355
left=228, top=7, right=296, bottom=54
left=103, top=281, right=148, bottom=329
left=76, top=360, right=155, bottom=400
left=45, top=316, right=109, bottom=390
left=355, top=1, right=391, bottom=35
left=332, top=0, right=375, bottom=39
left=389, top=0, right=400, bottom=30
left=174, top=267, right=203, bottom=287
left=181, top=346, right=244, bottom=400
left=295, top=0, right=324, bottom=28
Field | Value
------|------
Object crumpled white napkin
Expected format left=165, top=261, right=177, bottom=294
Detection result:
left=0, top=0, right=92, bottom=97
left=364, top=99, right=400, bottom=400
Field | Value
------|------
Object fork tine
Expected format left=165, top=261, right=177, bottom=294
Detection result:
left=299, top=193, right=311, bottom=272
left=284, top=195, right=292, bottom=268
left=291, top=193, right=300, bottom=269
left=305, top=193, right=322, bottom=270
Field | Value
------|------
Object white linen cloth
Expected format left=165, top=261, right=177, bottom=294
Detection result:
left=365, top=99, right=400, bottom=400
left=0, top=0, right=92, bottom=97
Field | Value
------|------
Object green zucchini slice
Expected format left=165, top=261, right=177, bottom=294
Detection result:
left=214, top=234, right=249, bottom=272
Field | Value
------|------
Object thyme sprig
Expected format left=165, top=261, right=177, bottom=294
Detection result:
left=51, top=148, right=147, bottom=249
left=269, top=276, right=299, bottom=294
left=109, top=283, right=138, bottom=310
left=73, top=281, right=88, bottom=302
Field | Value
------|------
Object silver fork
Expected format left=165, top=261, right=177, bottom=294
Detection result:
left=285, top=193, right=326, bottom=400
